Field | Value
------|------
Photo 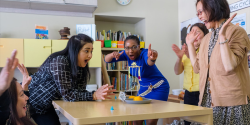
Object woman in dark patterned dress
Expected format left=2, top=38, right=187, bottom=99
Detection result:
left=18, top=34, right=116, bottom=125
left=186, top=0, right=250, bottom=124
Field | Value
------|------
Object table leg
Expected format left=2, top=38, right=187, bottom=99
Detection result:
left=181, top=114, right=213, bottom=125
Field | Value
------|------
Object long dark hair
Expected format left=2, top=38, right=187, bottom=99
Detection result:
left=8, top=78, right=34, bottom=125
left=190, top=23, right=209, bottom=35
left=41, top=34, right=93, bottom=81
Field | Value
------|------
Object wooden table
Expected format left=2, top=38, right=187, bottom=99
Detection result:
left=168, top=94, right=184, bottom=103
left=162, top=94, right=184, bottom=124
left=53, top=99, right=213, bottom=125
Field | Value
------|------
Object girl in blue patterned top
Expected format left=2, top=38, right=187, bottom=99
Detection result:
left=105, top=35, right=170, bottom=125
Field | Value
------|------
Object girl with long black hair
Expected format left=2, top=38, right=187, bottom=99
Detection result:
left=19, top=34, right=115, bottom=125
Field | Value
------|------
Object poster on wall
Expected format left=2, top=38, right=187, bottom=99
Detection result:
left=231, top=13, right=246, bottom=31
left=229, top=0, right=250, bottom=12
left=180, top=17, right=202, bottom=46
left=76, top=24, right=96, bottom=41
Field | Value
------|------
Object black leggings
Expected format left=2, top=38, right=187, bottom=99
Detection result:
left=184, top=90, right=200, bottom=125
left=31, top=106, right=61, bottom=125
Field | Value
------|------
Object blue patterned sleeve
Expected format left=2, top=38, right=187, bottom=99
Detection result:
left=50, top=56, right=94, bottom=101
left=105, top=50, right=127, bottom=63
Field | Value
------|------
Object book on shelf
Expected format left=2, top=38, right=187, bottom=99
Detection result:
left=96, top=29, right=143, bottom=42
left=119, top=61, right=128, bottom=70
left=103, top=54, right=117, bottom=70
left=109, top=76, right=118, bottom=90
left=120, top=73, right=137, bottom=91
left=102, top=54, right=127, bottom=70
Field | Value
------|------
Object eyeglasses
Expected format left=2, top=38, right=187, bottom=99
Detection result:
left=196, top=9, right=203, bottom=17
left=125, top=45, right=139, bottom=51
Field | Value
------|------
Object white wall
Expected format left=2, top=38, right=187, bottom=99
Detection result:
left=0, top=0, right=180, bottom=92
left=95, top=21, right=135, bottom=34
left=0, top=12, right=94, bottom=39
left=0, top=12, right=95, bottom=83
left=145, top=1, right=179, bottom=92
left=135, top=19, right=146, bottom=41
left=95, top=0, right=180, bottom=92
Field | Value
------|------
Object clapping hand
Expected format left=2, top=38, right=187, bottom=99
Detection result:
left=0, top=50, right=18, bottom=94
left=17, top=64, right=32, bottom=90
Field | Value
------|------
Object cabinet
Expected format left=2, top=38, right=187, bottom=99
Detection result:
left=0, top=38, right=24, bottom=67
left=0, top=38, right=102, bottom=92
left=0, top=38, right=101, bottom=68
left=52, top=40, right=68, bottom=53
left=88, top=41, right=101, bottom=67
left=24, top=39, right=51, bottom=67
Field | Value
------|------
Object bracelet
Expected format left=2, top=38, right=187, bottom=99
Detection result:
left=150, top=59, right=156, bottom=62
left=219, top=39, right=228, bottom=44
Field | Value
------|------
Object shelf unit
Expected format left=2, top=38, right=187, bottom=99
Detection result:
left=102, top=48, right=138, bottom=93
left=96, top=15, right=146, bottom=95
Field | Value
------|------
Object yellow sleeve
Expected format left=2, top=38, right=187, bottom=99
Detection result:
left=182, top=54, right=187, bottom=64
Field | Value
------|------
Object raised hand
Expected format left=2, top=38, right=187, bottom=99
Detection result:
left=219, top=13, right=237, bottom=39
left=94, top=84, right=116, bottom=100
left=112, top=51, right=124, bottom=60
left=172, top=44, right=184, bottom=59
left=148, top=44, right=158, bottom=61
left=172, top=43, right=189, bottom=59
left=17, top=64, right=32, bottom=90
left=0, top=50, right=19, bottom=94
left=186, top=28, right=200, bottom=46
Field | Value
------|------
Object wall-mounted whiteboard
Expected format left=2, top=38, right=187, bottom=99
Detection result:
left=76, top=24, right=96, bottom=41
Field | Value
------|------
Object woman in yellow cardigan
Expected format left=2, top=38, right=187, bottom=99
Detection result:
left=186, top=0, right=250, bottom=124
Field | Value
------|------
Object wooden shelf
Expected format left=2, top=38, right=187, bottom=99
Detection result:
left=95, top=15, right=144, bottom=24
left=101, top=48, right=124, bottom=51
